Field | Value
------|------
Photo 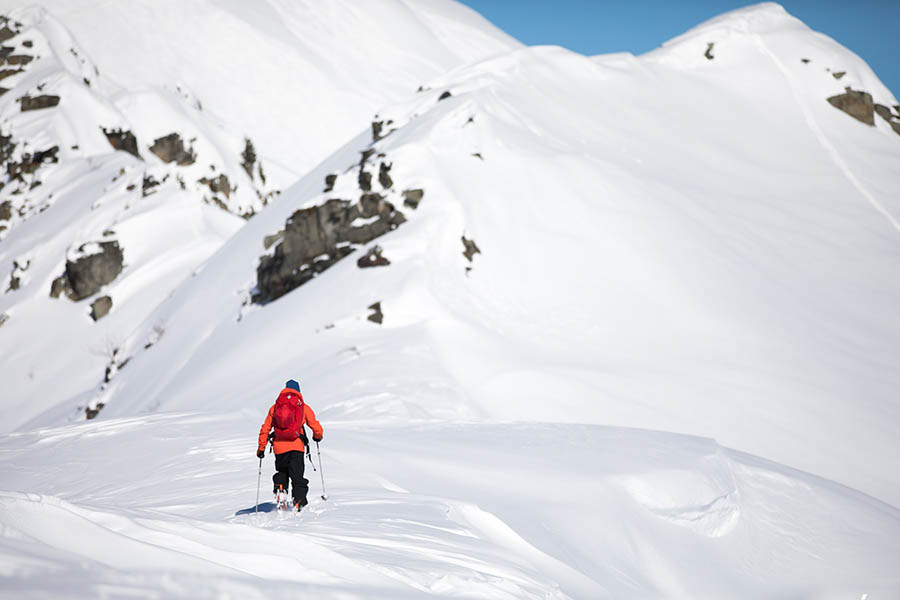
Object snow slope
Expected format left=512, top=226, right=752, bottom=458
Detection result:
left=0, top=0, right=521, bottom=183
left=66, top=2, right=900, bottom=505
left=1, top=413, right=897, bottom=599
left=2, top=2, right=900, bottom=598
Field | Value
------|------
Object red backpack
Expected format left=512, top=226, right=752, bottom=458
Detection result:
left=272, top=390, right=305, bottom=441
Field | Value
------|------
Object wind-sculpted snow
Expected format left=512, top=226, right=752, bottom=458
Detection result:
left=1, top=2, right=899, bottom=597
left=0, top=413, right=897, bottom=598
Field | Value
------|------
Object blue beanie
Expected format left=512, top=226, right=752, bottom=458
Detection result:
left=285, top=379, right=300, bottom=392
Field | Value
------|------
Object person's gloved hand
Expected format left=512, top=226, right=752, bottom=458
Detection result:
left=256, top=449, right=265, bottom=459
left=313, top=435, right=322, bottom=443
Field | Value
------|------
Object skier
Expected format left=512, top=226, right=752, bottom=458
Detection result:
left=257, top=379, right=324, bottom=511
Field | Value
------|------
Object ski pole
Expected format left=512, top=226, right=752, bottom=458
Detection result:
left=255, top=456, right=262, bottom=514
left=316, top=441, right=328, bottom=500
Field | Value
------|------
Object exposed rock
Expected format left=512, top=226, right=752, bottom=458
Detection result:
left=358, top=170, right=372, bottom=192
left=18, top=95, right=60, bottom=111
left=49, top=274, right=70, bottom=299
left=6, top=54, right=31, bottom=66
left=85, top=403, right=105, bottom=420
left=801, top=58, right=810, bottom=64
left=367, top=302, right=383, bottom=324
left=438, top=90, right=452, bottom=101
left=827, top=89, right=874, bottom=126
left=704, top=43, right=714, bottom=60
left=22, top=40, right=31, bottom=48
left=372, top=120, right=385, bottom=141
left=323, top=173, right=337, bottom=192
left=0, top=312, right=8, bottom=327
left=472, top=152, right=483, bottom=160
left=142, top=174, right=160, bottom=196
left=874, top=104, right=900, bottom=135
left=149, top=132, right=195, bottom=166
left=6, top=145, right=58, bottom=180
left=0, top=200, right=10, bottom=221
left=102, top=128, right=140, bottom=158
left=832, top=71, right=846, bottom=80
left=462, top=236, right=480, bottom=262
left=0, top=27, right=16, bottom=43
left=64, top=241, right=124, bottom=301
left=199, top=173, right=232, bottom=199
left=402, top=189, right=424, bottom=210
left=263, top=230, right=284, bottom=250
left=90, top=295, right=112, bottom=321
left=255, top=195, right=405, bottom=303
left=0, top=68, right=21, bottom=81
left=378, top=162, right=393, bottom=189
left=357, top=245, right=390, bottom=268
left=0, top=86, right=8, bottom=96
left=241, top=137, right=257, bottom=178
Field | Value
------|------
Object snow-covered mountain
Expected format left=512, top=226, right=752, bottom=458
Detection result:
left=1, top=2, right=899, bottom=598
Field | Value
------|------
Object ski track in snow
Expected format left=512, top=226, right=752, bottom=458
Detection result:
left=753, top=33, right=900, bottom=235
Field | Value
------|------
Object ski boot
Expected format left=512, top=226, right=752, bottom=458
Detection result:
left=275, top=484, right=290, bottom=511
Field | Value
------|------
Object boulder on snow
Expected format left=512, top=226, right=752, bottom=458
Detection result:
left=704, top=42, right=715, bottom=60
left=90, top=295, right=112, bottom=321
left=827, top=89, right=874, bottom=125
left=357, top=245, right=390, bottom=268
left=832, top=71, right=846, bottom=80
left=85, top=402, right=105, bottom=420
left=149, top=133, right=196, bottom=165
left=102, top=128, right=141, bottom=159
left=0, top=200, right=10, bottom=221
left=367, top=301, right=383, bottom=324
left=17, top=95, right=60, bottom=111
left=462, top=236, right=480, bottom=262
left=402, top=189, right=424, bottom=210
left=62, top=241, right=124, bottom=301
left=254, top=195, right=406, bottom=303
left=241, top=137, right=256, bottom=178
left=323, top=173, right=337, bottom=192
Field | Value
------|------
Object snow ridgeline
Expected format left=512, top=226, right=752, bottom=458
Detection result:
left=0, top=412, right=897, bottom=599
left=0, top=1, right=899, bottom=598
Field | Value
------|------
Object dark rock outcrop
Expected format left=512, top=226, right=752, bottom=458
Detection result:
left=0, top=68, right=21, bottom=81
left=0, top=312, right=8, bottom=327
left=357, top=245, right=390, bottom=268
left=323, top=173, right=337, bottom=192
left=874, top=104, right=900, bottom=135
left=142, top=174, right=160, bottom=196
left=199, top=173, right=232, bottom=199
left=832, top=71, right=846, bottom=80
left=367, top=302, right=383, bottom=324
left=85, top=403, right=105, bottom=420
left=0, top=200, right=10, bottom=221
left=402, top=189, right=423, bottom=210
left=149, top=133, right=195, bottom=165
left=827, top=89, right=874, bottom=125
left=462, top=236, right=480, bottom=262
left=90, top=295, right=112, bottom=321
left=704, top=43, right=714, bottom=60
left=438, top=91, right=452, bottom=101
left=61, top=241, right=124, bottom=301
left=102, top=128, right=140, bottom=158
left=6, top=54, right=32, bottom=66
left=378, top=162, right=393, bottom=189
left=241, top=137, right=256, bottom=178
left=254, top=196, right=405, bottom=303
left=6, top=145, right=58, bottom=180
left=18, top=95, right=60, bottom=111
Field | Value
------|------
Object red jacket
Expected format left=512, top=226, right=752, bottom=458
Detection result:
left=258, top=388, right=324, bottom=455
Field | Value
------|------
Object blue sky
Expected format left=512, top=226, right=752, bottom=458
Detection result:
left=457, top=1, right=899, bottom=96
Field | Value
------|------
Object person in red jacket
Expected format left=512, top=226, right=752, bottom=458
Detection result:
left=257, top=379, right=324, bottom=510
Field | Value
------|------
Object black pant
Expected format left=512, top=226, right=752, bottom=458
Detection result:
left=272, top=450, right=308, bottom=505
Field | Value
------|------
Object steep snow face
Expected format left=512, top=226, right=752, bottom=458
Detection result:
left=0, top=0, right=516, bottom=433
left=57, top=2, right=900, bottom=511
left=0, top=7, right=274, bottom=430
left=0, top=0, right=521, bottom=183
